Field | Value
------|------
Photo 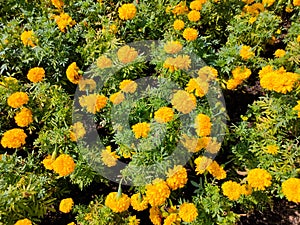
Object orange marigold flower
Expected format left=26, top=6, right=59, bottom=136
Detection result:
left=52, top=154, right=76, bottom=176
left=79, top=94, right=108, bottom=114
left=183, top=28, right=198, bottom=41
left=110, top=91, right=125, bottom=104
left=105, top=192, right=131, bottom=213
left=164, top=41, right=183, bottom=54
left=195, top=113, right=211, bottom=137
left=232, top=66, right=251, bottom=81
left=14, top=107, right=33, bottom=127
left=97, top=55, right=112, bottom=69
left=178, top=202, right=198, bottom=222
left=59, top=198, right=74, bottom=213
left=198, top=66, right=218, bottom=80
left=274, top=49, right=286, bottom=58
left=27, top=67, right=45, bottom=83
left=190, top=1, right=203, bottom=11
left=247, top=168, right=272, bottom=190
left=293, top=0, right=300, bottom=6
left=164, top=213, right=180, bottom=225
left=54, top=12, right=76, bottom=32
left=7, top=92, right=29, bottom=108
left=207, top=160, right=226, bottom=180
left=145, top=178, right=170, bottom=206
left=70, top=122, right=86, bottom=141
left=172, top=1, right=189, bottom=15
left=262, top=0, right=275, bottom=7
left=240, top=45, right=255, bottom=60
left=205, top=139, right=221, bottom=154
left=188, top=10, right=201, bottom=22
left=243, top=3, right=265, bottom=16
left=149, top=207, right=162, bottom=225
left=132, top=122, right=150, bottom=138
left=173, top=19, right=185, bottom=31
left=1, top=128, right=27, bottom=148
left=194, top=156, right=213, bottom=174
left=226, top=78, right=243, bottom=90
left=181, top=134, right=210, bottom=152
left=241, top=184, right=253, bottom=196
left=42, top=155, right=55, bottom=170
left=20, top=30, right=36, bottom=47
left=118, top=3, right=137, bottom=20
left=66, top=62, right=81, bottom=84
left=282, top=178, right=300, bottom=203
left=185, top=77, right=209, bottom=97
left=258, top=65, right=274, bottom=79
left=78, top=78, right=96, bottom=92
left=51, top=0, right=64, bottom=9
left=265, top=144, right=278, bottom=155
left=117, top=45, right=138, bottom=64
left=154, top=107, right=174, bottom=123
left=131, top=193, right=149, bottom=211
left=166, top=165, right=188, bottom=190
left=222, top=181, right=243, bottom=200
left=119, top=80, right=137, bottom=93
left=171, top=90, right=196, bottom=114
left=101, top=146, right=119, bottom=167
left=14, top=218, right=32, bottom=225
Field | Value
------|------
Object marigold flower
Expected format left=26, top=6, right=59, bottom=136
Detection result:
left=190, top=1, right=203, bottom=11
left=128, top=215, right=140, bottom=225
left=52, top=154, right=76, bottom=176
left=145, top=178, right=170, bottom=206
left=78, top=78, right=96, bottom=91
left=101, top=146, right=119, bottom=167
left=265, top=144, right=278, bottom=155
left=131, top=193, right=148, bottom=211
left=149, top=207, right=162, bottom=225
left=59, top=198, right=74, bottom=213
left=172, top=1, right=189, bottom=15
left=194, top=156, right=212, bottom=174
left=42, top=155, right=55, bottom=170
left=240, top=45, right=255, bottom=60
left=207, top=161, right=226, bottom=180
left=282, top=178, right=300, bottom=203
left=1, top=128, right=27, bottom=148
left=222, top=181, right=243, bottom=200
left=118, top=3, right=137, bottom=20
left=79, top=94, right=108, bottom=114
left=173, top=19, right=185, bottom=31
left=164, top=41, right=183, bottom=54
left=258, top=65, right=274, bottom=79
left=164, top=213, right=180, bottom=225
left=181, top=134, right=210, bottom=152
left=96, top=55, right=112, bottom=69
left=110, top=91, right=125, bottom=104
left=70, top=122, right=86, bottom=141
left=198, top=66, right=218, bottom=80
left=14, top=108, right=33, bottom=127
left=247, top=168, right=272, bottom=190
left=195, top=113, right=211, bottom=137
left=132, top=122, right=150, bottom=138
left=117, top=45, right=138, bottom=64
left=241, top=184, right=253, bottom=196
left=105, top=192, right=131, bottom=213
left=7, top=92, right=29, bottom=108
left=183, top=28, right=198, bottom=41
left=243, top=3, right=265, bottom=16
left=54, top=12, right=76, bottom=32
left=174, top=55, right=191, bottom=70
left=0, top=77, right=18, bottom=87
left=188, top=10, right=201, bottom=22
left=186, top=77, right=209, bottom=97
left=274, top=49, right=286, bottom=58
left=206, top=139, right=221, bottom=154
left=232, top=66, right=251, bottom=81
left=154, top=107, right=174, bottom=123
left=178, top=203, right=198, bottom=222
left=262, top=0, right=275, bottom=7
left=171, top=90, right=196, bottom=114
left=293, top=0, right=300, bottom=6
left=20, top=30, right=36, bottom=47
left=119, top=80, right=137, bottom=93
left=226, top=78, right=243, bottom=90
left=51, top=0, right=64, bottom=9
left=166, top=165, right=188, bottom=190
left=14, top=219, right=32, bottom=225
left=27, top=67, right=45, bottom=83
left=66, top=62, right=81, bottom=84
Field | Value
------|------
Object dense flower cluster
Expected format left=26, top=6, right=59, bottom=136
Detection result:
left=52, top=154, right=76, bottom=176
left=27, top=67, right=45, bottom=83
left=101, top=146, right=119, bottom=167
left=171, top=90, right=196, bottom=114
left=166, top=165, right=188, bottom=190
left=59, top=198, right=74, bottom=213
left=118, top=3, right=137, bottom=20
left=282, top=178, right=300, bottom=203
left=1, top=128, right=27, bottom=148
left=14, top=108, right=33, bottom=127
left=247, top=168, right=272, bottom=190
left=7, top=92, right=29, bottom=108
left=227, top=66, right=251, bottom=90
left=105, top=192, right=131, bottom=213
left=145, top=178, right=170, bottom=206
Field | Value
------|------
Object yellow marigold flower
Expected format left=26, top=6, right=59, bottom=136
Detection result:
left=52, top=154, right=76, bottom=176
left=109, top=24, right=118, bottom=34
left=265, top=144, right=278, bottom=155
left=70, top=122, right=86, bottom=141
left=145, top=178, right=170, bottom=206
left=258, top=65, right=274, bottom=79
left=84, top=213, right=92, bottom=221
left=262, top=0, right=275, bottom=7
left=118, top=3, right=137, bottom=20
left=249, top=16, right=257, bottom=24
left=97, top=55, right=112, bottom=69
left=164, top=213, right=180, bottom=225
left=66, top=62, right=81, bottom=84
left=51, top=0, right=64, bottom=9
left=190, top=1, right=203, bottom=11
left=0, top=77, right=18, bottom=87
left=178, top=202, right=198, bottom=222
left=293, top=0, right=300, bottom=6
left=186, top=77, right=209, bottom=97
left=27, top=67, right=45, bottom=83
left=172, top=1, right=189, bottom=15
left=54, top=12, right=76, bottom=32
left=243, top=3, right=265, bottom=16
left=195, top=113, right=211, bottom=137
left=175, top=55, right=191, bottom=70
left=131, top=193, right=148, bottom=211
left=240, top=45, right=255, bottom=60
left=59, top=198, right=74, bottom=213
left=67, top=222, right=76, bottom=225
left=207, top=161, right=226, bottom=180
left=297, top=34, right=300, bottom=42
left=164, top=41, right=183, bottom=54
left=14, top=218, right=32, bottom=225
left=194, top=156, right=213, bottom=174
left=128, top=215, right=140, bottom=225
left=163, top=57, right=177, bottom=72
left=79, top=94, right=108, bottom=114
left=42, top=155, right=54, bottom=170
left=181, top=134, right=210, bottom=152
left=171, top=90, right=196, bottom=114
left=226, top=78, right=242, bottom=90
left=247, top=168, right=272, bottom=190
left=20, top=30, right=36, bottom=47
left=166, top=165, right=188, bottom=190
left=14, top=108, right=33, bottom=127
left=78, top=78, right=96, bottom=91
left=7, top=92, right=29, bottom=108
left=154, top=107, right=174, bottom=123
left=110, top=91, right=125, bottom=104
left=1, top=128, right=27, bottom=148
left=293, top=101, right=300, bottom=118
left=232, top=66, right=251, bottom=81
left=198, top=66, right=218, bottom=80
left=117, top=45, right=138, bottom=64
left=173, top=19, right=185, bottom=31
left=188, top=10, right=201, bottom=22
left=222, top=181, right=243, bottom=201
left=274, top=49, right=286, bottom=58
left=183, top=28, right=198, bottom=41
left=282, top=178, right=300, bottom=203
left=119, top=80, right=137, bottom=93
left=132, top=122, right=150, bottom=138
left=105, top=192, right=131, bottom=213
left=101, top=146, right=119, bottom=167
left=149, top=207, right=162, bottom=225
left=206, top=139, right=221, bottom=154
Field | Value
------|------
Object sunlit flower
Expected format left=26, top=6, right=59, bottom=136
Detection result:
left=188, top=10, right=201, bottom=22
left=149, top=207, right=162, bottom=225
left=54, top=12, right=76, bottom=32
left=222, top=181, right=243, bottom=200
left=172, top=1, right=189, bottom=15
left=128, top=215, right=140, bottom=225
left=181, top=134, right=210, bottom=152
left=164, top=41, right=183, bottom=54
left=265, top=144, right=278, bottom=155
left=27, top=67, right=45, bottom=83
left=51, top=0, right=64, bottom=9
left=78, top=78, right=96, bottom=91
left=79, top=94, right=108, bottom=114
left=110, top=91, right=125, bottom=104
left=243, top=3, right=265, bottom=16
left=42, top=155, right=54, bottom=170
left=21, top=30, right=36, bottom=47
left=119, top=80, right=137, bottom=93
left=14, top=219, right=32, bottom=225
left=101, top=146, right=119, bottom=167
left=274, top=49, right=286, bottom=58
left=247, top=168, right=272, bottom=190
left=164, top=213, right=180, bottom=225
left=117, top=45, right=138, bottom=64
left=7, top=92, right=29, bottom=108
left=178, top=202, right=198, bottom=222
left=262, top=0, right=275, bottom=7
left=240, top=45, right=255, bottom=60
left=194, top=156, right=213, bottom=174
left=173, top=19, right=185, bottom=31
left=166, top=165, right=188, bottom=190
left=198, top=66, right=218, bottom=80
left=293, top=0, right=300, bottom=6
left=105, top=192, right=131, bottom=213
left=59, top=198, right=74, bottom=213
left=226, top=78, right=243, bottom=90
left=171, top=90, right=196, bottom=114
left=52, top=154, right=76, bottom=176
left=131, top=193, right=148, bottom=211
left=185, top=77, right=209, bottom=97
left=183, top=28, right=198, bottom=41
left=195, top=113, right=211, bottom=137
left=145, top=178, right=170, bottom=206
left=118, top=3, right=137, bottom=20
left=206, top=160, right=226, bottom=180
left=232, top=66, right=251, bottom=81
left=190, top=1, right=203, bottom=11
left=132, top=122, right=150, bottom=138
left=66, top=62, right=82, bottom=84
left=154, top=107, right=174, bottom=123
left=282, top=178, right=300, bottom=203
left=14, top=107, right=33, bottom=127
left=1, top=128, right=27, bottom=148
left=70, top=122, right=86, bottom=141
left=97, top=55, right=112, bottom=69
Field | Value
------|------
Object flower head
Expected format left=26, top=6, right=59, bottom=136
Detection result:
left=145, top=178, right=170, bottom=206
left=293, top=0, right=300, bottom=6
left=247, top=168, right=272, bottom=190
left=54, top=12, right=76, bottom=32
left=105, top=192, right=131, bottom=213
left=51, top=0, right=64, bottom=9
left=117, top=45, right=138, bottom=64
left=188, top=10, right=201, bottom=22
left=172, top=1, right=189, bottom=15
left=70, top=122, right=86, bottom=141
left=1, top=128, right=27, bottom=148
left=7, top=92, right=29, bottom=108
left=118, top=3, right=137, bottom=20
left=166, top=165, right=188, bottom=190
left=149, top=207, right=162, bottom=225
left=128, top=215, right=140, bottom=225
left=78, top=78, right=96, bottom=92
left=14, top=219, right=32, bottom=225
left=154, top=107, right=174, bottom=123
left=226, top=78, right=243, bottom=90
left=171, top=90, right=196, bottom=114
left=232, top=66, right=251, bottom=81
left=79, top=94, right=107, bottom=114
left=206, top=161, right=226, bottom=180
left=131, top=193, right=148, bottom=211
left=240, top=45, right=255, bottom=60
left=181, top=134, right=210, bottom=152
left=42, top=155, right=55, bottom=170
left=52, top=154, right=76, bottom=176
left=101, top=146, right=119, bottom=167
left=274, top=49, right=286, bottom=58
left=183, top=28, right=198, bottom=41
left=66, top=62, right=81, bottom=84
left=190, top=1, right=203, bottom=11
left=195, top=113, right=211, bottom=137
left=282, top=178, right=300, bottom=203
left=21, top=30, right=36, bottom=47
left=222, top=181, right=243, bottom=200
left=265, top=144, right=278, bottom=155
left=132, top=122, right=150, bottom=138
left=14, top=108, right=33, bottom=127
left=164, top=41, right=183, bottom=54
left=173, top=19, right=185, bottom=31
left=186, top=77, right=209, bottom=97
left=110, top=91, right=125, bottom=104
left=178, top=202, right=198, bottom=222
left=59, top=198, right=74, bottom=213
left=27, top=67, right=45, bottom=83
left=97, top=55, right=112, bottom=69
left=119, top=80, right=137, bottom=93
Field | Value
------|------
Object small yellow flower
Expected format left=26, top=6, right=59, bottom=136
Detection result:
left=293, top=0, right=300, bottom=7
left=78, top=78, right=96, bottom=91
left=297, top=34, right=300, bottom=42
left=52, top=154, right=76, bottom=176
left=67, top=222, right=76, bottom=225
left=42, top=155, right=55, bottom=170
left=262, top=0, right=275, bottom=7
left=183, top=28, right=198, bottom=41
left=195, top=113, right=211, bottom=137
left=240, top=45, right=255, bottom=60
left=70, top=122, right=86, bottom=141
left=118, top=3, right=137, bottom=20
left=232, top=66, right=252, bottom=81
left=27, top=67, right=45, bottom=83
left=171, top=90, right=196, bottom=114
left=226, top=78, right=243, bottom=90
left=131, top=193, right=148, bottom=211
left=145, top=179, right=170, bottom=207
left=51, top=0, right=64, bottom=9
left=164, top=41, right=183, bottom=54
left=172, top=1, right=189, bottom=15
left=66, top=62, right=82, bottom=84
left=173, top=19, right=185, bottom=31
left=222, top=181, right=243, bottom=200
left=54, top=12, right=76, bottom=32
left=59, top=198, right=74, bottom=213
left=21, top=30, right=36, bottom=47
left=96, top=55, right=112, bottom=69
left=190, top=1, right=203, bottom=11
left=166, top=165, right=188, bottom=190
left=149, top=207, right=162, bottom=225
left=265, top=144, right=278, bottom=155
left=274, top=49, right=286, bottom=58
left=7, top=92, right=29, bottom=108
left=110, top=91, right=125, bottom=104
left=132, top=122, right=150, bottom=138
left=178, top=202, right=198, bottom=222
